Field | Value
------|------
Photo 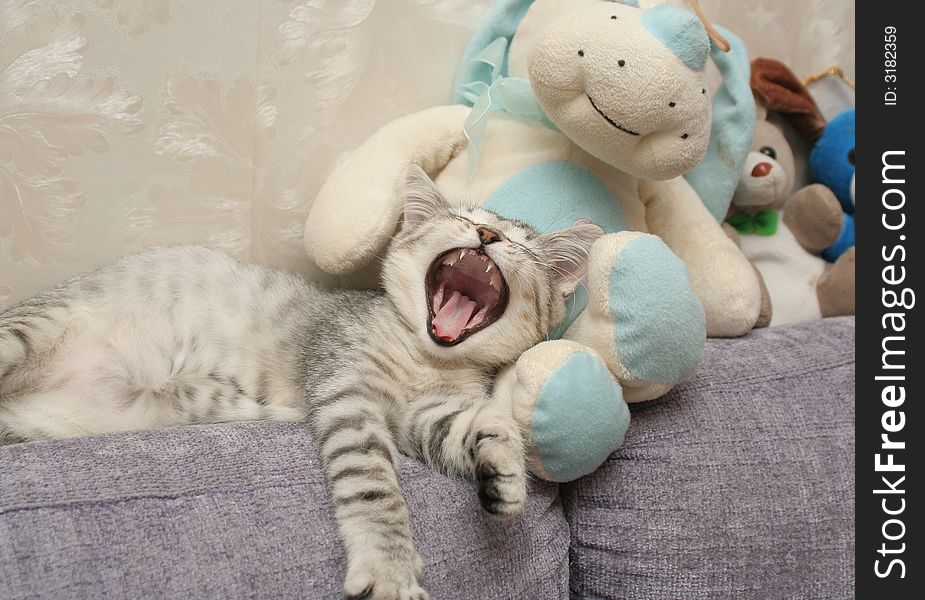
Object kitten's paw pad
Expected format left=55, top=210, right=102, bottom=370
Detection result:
left=343, top=561, right=428, bottom=600
left=476, top=458, right=526, bottom=519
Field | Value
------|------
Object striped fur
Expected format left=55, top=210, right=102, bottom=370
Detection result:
left=0, top=169, right=600, bottom=599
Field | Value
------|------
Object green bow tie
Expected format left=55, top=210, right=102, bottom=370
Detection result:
left=727, top=210, right=779, bottom=236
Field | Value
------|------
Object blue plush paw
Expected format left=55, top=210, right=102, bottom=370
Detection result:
left=532, top=351, right=630, bottom=482
left=609, top=236, right=705, bottom=384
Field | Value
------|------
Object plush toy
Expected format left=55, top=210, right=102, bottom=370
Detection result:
left=725, top=59, right=855, bottom=326
left=806, top=109, right=855, bottom=261
left=749, top=58, right=856, bottom=263
left=304, top=0, right=761, bottom=481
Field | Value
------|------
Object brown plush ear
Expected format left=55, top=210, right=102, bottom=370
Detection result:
left=750, top=58, right=827, bottom=142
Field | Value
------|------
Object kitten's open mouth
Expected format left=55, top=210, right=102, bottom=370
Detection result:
left=425, top=247, right=509, bottom=346
left=587, top=95, right=640, bottom=136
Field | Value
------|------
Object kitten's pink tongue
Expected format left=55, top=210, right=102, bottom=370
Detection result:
left=433, top=290, right=478, bottom=342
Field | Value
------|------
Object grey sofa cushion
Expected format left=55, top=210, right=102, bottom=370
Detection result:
left=563, top=317, right=855, bottom=600
left=0, top=422, right=570, bottom=599
left=1, top=318, right=855, bottom=600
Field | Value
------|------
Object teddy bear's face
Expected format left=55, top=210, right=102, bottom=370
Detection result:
left=511, top=1, right=711, bottom=180
left=731, top=117, right=794, bottom=213
left=810, top=108, right=855, bottom=213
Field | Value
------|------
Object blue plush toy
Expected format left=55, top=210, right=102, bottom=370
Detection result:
left=306, top=0, right=762, bottom=482
left=810, top=109, right=855, bottom=262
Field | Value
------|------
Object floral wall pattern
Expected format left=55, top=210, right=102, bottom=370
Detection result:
left=0, top=0, right=855, bottom=309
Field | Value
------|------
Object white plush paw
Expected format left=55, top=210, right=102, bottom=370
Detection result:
left=506, top=340, right=629, bottom=482
left=565, top=232, right=705, bottom=401
left=474, top=430, right=527, bottom=519
left=343, top=555, right=428, bottom=600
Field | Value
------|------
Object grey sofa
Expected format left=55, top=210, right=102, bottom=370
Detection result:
left=0, top=317, right=855, bottom=599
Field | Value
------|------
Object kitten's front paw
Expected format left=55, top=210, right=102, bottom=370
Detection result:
left=343, top=556, right=428, bottom=600
left=475, top=432, right=527, bottom=519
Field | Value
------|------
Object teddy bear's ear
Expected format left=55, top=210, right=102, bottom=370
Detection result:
left=750, top=57, right=827, bottom=142
left=401, top=164, right=449, bottom=228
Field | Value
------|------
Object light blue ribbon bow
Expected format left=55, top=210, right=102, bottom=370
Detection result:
left=457, top=37, right=557, bottom=176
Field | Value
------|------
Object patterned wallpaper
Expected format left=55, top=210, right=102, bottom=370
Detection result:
left=0, top=0, right=855, bottom=309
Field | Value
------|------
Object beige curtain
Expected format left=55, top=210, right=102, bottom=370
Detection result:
left=0, top=0, right=855, bottom=309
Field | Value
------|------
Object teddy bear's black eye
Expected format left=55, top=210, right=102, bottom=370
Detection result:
left=611, top=15, right=617, bottom=19
left=681, top=133, right=689, bottom=140
left=760, top=146, right=777, bottom=160
left=848, top=148, right=856, bottom=165
left=618, top=59, right=626, bottom=67
left=578, top=49, right=585, bottom=57
left=669, top=102, right=676, bottom=107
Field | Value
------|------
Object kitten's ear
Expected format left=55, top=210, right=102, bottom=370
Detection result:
left=537, top=223, right=604, bottom=296
left=402, top=164, right=449, bottom=228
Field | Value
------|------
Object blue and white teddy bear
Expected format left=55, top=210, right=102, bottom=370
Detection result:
left=304, top=0, right=760, bottom=481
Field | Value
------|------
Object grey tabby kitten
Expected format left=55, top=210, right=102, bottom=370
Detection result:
left=0, top=167, right=601, bottom=600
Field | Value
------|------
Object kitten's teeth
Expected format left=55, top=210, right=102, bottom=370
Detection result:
left=460, top=250, right=466, bottom=261
left=490, top=274, right=500, bottom=290
left=485, top=264, right=492, bottom=273
left=433, top=282, right=446, bottom=313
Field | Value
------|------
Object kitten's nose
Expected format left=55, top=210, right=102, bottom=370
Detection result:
left=477, top=226, right=502, bottom=245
